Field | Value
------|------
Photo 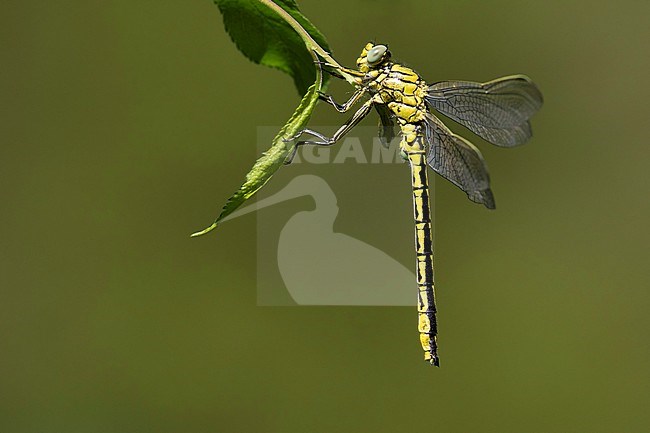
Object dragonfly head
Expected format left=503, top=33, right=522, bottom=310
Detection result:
left=357, top=43, right=391, bottom=72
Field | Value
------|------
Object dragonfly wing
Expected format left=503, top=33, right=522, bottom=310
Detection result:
left=375, top=103, right=397, bottom=148
left=425, top=113, right=496, bottom=209
left=426, top=75, right=543, bottom=147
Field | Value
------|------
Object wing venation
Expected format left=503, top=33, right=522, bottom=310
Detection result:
left=426, top=75, right=543, bottom=147
left=424, top=113, right=495, bottom=209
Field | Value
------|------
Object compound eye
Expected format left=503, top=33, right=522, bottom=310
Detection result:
left=367, top=45, right=388, bottom=65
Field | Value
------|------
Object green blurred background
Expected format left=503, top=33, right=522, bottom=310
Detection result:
left=1, top=1, right=649, bottom=432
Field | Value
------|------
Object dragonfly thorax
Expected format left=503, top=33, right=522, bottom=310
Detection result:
left=354, top=43, right=429, bottom=125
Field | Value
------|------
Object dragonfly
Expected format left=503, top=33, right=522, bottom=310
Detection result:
left=287, top=43, right=543, bottom=366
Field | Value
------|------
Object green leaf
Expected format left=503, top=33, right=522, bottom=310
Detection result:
left=214, top=0, right=331, bottom=94
left=191, top=83, right=319, bottom=237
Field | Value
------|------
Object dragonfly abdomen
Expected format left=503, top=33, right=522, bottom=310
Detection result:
left=403, top=131, right=439, bottom=366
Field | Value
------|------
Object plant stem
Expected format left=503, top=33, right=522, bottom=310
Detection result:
left=257, top=0, right=360, bottom=86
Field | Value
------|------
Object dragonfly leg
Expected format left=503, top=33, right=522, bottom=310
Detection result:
left=318, top=87, right=366, bottom=113
left=315, top=60, right=365, bottom=82
left=284, top=99, right=374, bottom=164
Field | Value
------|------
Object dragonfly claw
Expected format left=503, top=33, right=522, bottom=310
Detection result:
left=282, top=130, right=304, bottom=143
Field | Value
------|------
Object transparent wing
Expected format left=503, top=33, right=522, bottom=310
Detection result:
left=374, top=103, right=397, bottom=148
left=424, top=112, right=495, bottom=209
left=426, top=75, right=543, bottom=147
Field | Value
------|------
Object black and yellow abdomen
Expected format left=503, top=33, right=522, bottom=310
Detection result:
left=401, top=124, right=439, bottom=366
